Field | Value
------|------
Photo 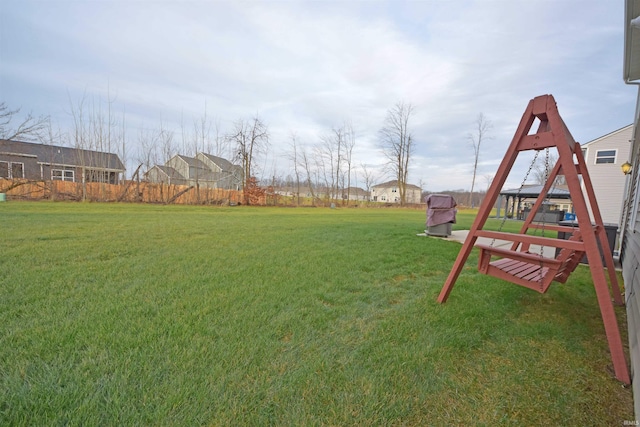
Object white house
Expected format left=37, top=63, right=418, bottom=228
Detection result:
left=581, top=125, right=633, bottom=225
left=371, top=180, right=422, bottom=204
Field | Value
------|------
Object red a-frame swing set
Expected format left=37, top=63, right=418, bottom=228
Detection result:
left=437, top=94, right=630, bottom=384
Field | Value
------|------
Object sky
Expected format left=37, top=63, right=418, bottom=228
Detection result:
left=0, top=0, right=636, bottom=192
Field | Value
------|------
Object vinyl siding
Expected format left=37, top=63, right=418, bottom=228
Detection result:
left=621, top=122, right=640, bottom=419
left=582, top=125, right=632, bottom=225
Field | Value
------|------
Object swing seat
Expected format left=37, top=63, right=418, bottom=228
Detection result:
left=477, top=244, right=585, bottom=293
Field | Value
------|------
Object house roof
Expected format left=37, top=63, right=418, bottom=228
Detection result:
left=152, top=165, right=185, bottom=179
left=174, top=154, right=207, bottom=169
left=199, top=153, right=239, bottom=171
left=581, top=124, right=633, bottom=148
left=343, top=186, right=368, bottom=194
left=372, top=180, right=421, bottom=190
left=0, top=139, right=125, bottom=171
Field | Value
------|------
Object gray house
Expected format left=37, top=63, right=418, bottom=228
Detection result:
left=0, top=139, right=125, bottom=184
left=145, top=152, right=242, bottom=190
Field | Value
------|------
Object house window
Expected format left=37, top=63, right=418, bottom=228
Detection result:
left=392, top=188, right=397, bottom=193
left=0, top=161, right=25, bottom=178
left=85, top=170, right=112, bottom=183
left=595, top=150, right=616, bottom=164
left=52, top=169, right=74, bottom=182
left=12, top=163, right=24, bottom=178
left=381, top=195, right=386, bottom=201
left=0, top=162, right=9, bottom=178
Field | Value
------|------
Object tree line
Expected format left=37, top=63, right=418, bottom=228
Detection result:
left=1, top=96, right=427, bottom=205
left=5, top=96, right=550, bottom=207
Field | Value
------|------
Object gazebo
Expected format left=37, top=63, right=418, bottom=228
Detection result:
left=496, top=184, right=572, bottom=219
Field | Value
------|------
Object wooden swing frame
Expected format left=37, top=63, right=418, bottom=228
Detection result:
left=437, top=95, right=630, bottom=384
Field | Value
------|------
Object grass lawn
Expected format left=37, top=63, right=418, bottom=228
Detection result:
left=0, top=202, right=633, bottom=425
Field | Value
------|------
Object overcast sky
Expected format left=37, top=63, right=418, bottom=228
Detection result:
left=0, top=0, right=636, bottom=191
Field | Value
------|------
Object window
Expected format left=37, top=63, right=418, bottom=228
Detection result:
left=595, top=150, right=616, bottom=164
left=85, top=170, right=116, bottom=184
left=12, top=163, right=24, bottom=178
left=52, top=169, right=74, bottom=182
left=392, top=188, right=397, bottom=193
left=381, top=195, right=386, bottom=201
left=0, top=161, right=24, bottom=178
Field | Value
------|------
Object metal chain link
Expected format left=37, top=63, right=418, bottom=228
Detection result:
left=539, top=147, right=550, bottom=289
left=492, top=150, right=541, bottom=247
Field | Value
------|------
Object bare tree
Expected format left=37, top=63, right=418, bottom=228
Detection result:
left=359, top=162, right=377, bottom=202
left=287, top=132, right=302, bottom=206
left=379, top=101, right=415, bottom=206
left=228, top=115, right=270, bottom=205
left=0, top=102, right=49, bottom=141
left=313, top=141, right=333, bottom=203
left=316, top=128, right=342, bottom=202
left=343, top=121, right=356, bottom=204
left=533, top=151, right=565, bottom=186
left=468, top=113, right=492, bottom=208
left=300, top=147, right=316, bottom=204
left=137, top=126, right=160, bottom=175
left=193, top=102, right=226, bottom=157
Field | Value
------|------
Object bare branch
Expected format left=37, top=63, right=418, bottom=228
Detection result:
left=379, top=101, right=415, bottom=205
left=0, top=102, right=49, bottom=141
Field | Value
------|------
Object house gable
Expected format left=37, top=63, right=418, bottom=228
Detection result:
left=149, top=152, right=242, bottom=190
left=581, top=124, right=632, bottom=224
left=371, top=180, right=422, bottom=203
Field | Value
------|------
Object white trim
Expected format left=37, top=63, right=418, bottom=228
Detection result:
left=581, top=124, right=633, bottom=148
left=51, top=169, right=75, bottom=182
left=595, top=149, right=618, bottom=164
left=0, top=160, right=25, bottom=178
left=37, top=161, right=122, bottom=172
left=0, top=151, right=38, bottom=159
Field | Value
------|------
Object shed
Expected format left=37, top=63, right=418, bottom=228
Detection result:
left=497, top=184, right=572, bottom=219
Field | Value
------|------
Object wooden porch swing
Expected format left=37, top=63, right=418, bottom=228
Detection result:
left=437, top=95, right=630, bottom=384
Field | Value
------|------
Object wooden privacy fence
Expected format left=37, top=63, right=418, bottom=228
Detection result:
left=0, top=179, right=244, bottom=205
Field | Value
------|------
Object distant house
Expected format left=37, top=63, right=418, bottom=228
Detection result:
left=0, top=139, right=125, bottom=184
left=340, top=187, right=369, bottom=201
left=580, top=124, right=633, bottom=225
left=371, top=180, right=422, bottom=203
left=273, top=186, right=316, bottom=198
left=145, top=152, right=243, bottom=190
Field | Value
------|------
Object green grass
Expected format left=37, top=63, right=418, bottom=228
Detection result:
left=0, top=202, right=633, bottom=425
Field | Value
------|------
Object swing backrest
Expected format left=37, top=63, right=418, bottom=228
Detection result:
left=475, top=229, right=585, bottom=293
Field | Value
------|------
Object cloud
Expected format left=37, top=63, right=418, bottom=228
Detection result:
left=0, top=0, right=636, bottom=191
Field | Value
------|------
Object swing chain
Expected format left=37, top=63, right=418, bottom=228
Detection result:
left=538, top=147, right=550, bottom=290
left=491, top=150, right=541, bottom=247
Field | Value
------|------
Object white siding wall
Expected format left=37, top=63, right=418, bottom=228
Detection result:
left=371, top=185, right=422, bottom=203
left=583, top=125, right=632, bottom=225
left=166, top=156, right=189, bottom=179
